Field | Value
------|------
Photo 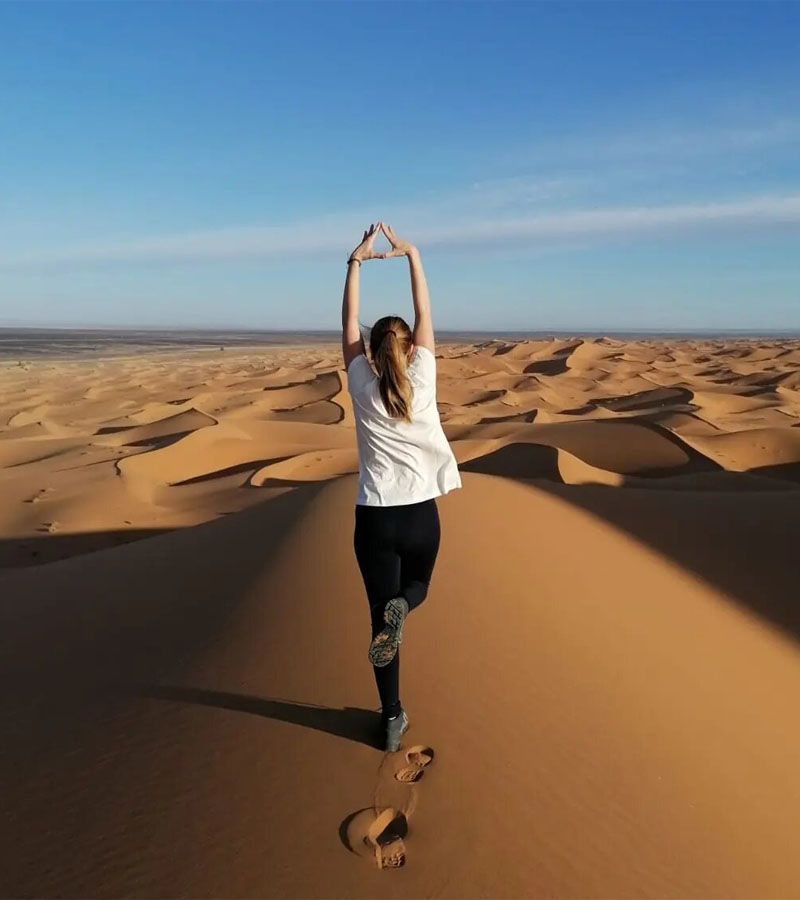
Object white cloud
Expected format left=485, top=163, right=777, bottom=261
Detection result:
left=507, top=117, right=800, bottom=168
left=416, top=194, right=800, bottom=244
left=2, top=193, right=799, bottom=270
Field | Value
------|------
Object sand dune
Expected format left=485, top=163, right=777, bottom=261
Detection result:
left=680, top=425, right=800, bottom=472
left=1, top=473, right=799, bottom=897
left=1, top=336, right=800, bottom=896
left=94, top=407, right=218, bottom=447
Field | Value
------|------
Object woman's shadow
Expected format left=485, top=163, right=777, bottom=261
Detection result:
left=143, top=684, right=388, bottom=858
left=142, top=684, right=382, bottom=749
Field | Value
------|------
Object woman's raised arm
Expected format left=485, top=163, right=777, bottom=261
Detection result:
left=342, top=223, right=383, bottom=369
left=381, top=223, right=434, bottom=353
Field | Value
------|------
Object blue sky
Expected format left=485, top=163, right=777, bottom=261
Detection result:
left=1, top=0, right=799, bottom=331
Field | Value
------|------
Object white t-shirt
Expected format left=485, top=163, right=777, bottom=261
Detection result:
left=346, top=345, right=462, bottom=506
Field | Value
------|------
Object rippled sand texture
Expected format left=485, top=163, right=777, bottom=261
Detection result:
left=1, top=337, right=799, bottom=898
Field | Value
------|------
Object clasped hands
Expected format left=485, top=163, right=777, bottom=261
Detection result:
left=349, top=222, right=416, bottom=264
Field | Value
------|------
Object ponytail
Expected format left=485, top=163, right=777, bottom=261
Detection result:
left=369, top=316, right=414, bottom=423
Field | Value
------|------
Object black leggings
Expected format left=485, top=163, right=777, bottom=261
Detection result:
left=353, top=498, right=441, bottom=720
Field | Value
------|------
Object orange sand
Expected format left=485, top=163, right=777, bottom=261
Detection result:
left=1, top=337, right=799, bottom=897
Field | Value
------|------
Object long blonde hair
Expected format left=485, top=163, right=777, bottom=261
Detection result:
left=369, top=315, right=414, bottom=423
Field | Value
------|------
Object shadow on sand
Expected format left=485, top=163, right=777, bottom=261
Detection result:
left=143, top=684, right=381, bottom=749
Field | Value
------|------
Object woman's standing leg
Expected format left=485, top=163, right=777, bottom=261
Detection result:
left=399, top=498, right=441, bottom=613
left=353, top=505, right=403, bottom=719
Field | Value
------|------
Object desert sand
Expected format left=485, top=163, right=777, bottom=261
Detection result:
left=1, top=336, right=800, bottom=898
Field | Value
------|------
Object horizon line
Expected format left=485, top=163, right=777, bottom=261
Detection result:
left=2, top=324, right=800, bottom=337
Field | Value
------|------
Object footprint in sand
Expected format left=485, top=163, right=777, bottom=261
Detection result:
left=366, top=807, right=407, bottom=868
left=394, top=745, right=435, bottom=783
left=25, top=487, right=54, bottom=504
left=342, top=742, right=436, bottom=869
left=343, top=806, right=409, bottom=869
left=37, top=520, right=61, bottom=533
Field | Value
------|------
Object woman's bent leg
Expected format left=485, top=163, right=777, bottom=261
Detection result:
left=354, top=507, right=403, bottom=718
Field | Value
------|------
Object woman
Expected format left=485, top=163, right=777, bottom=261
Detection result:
left=342, top=221, right=462, bottom=752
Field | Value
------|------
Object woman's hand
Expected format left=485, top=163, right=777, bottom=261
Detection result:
left=381, top=222, right=417, bottom=258
left=349, top=223, right=385, bottom=263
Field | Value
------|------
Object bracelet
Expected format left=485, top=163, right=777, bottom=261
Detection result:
left=347, top=257, right=361, bottom=267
